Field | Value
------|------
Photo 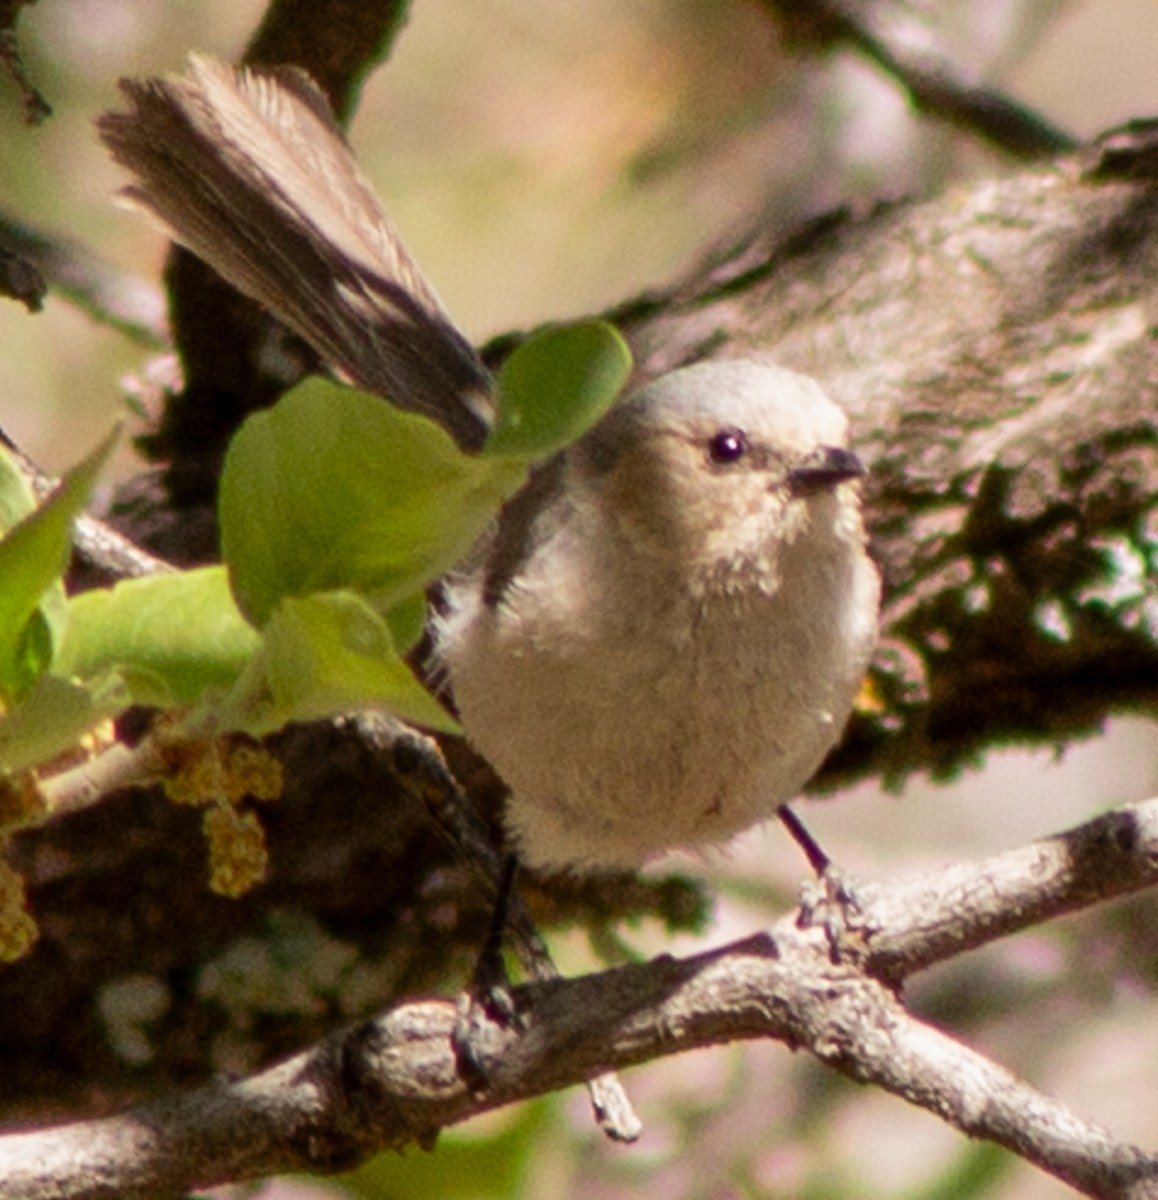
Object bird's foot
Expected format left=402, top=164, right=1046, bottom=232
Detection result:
left=778, top=804, right=866, bottom=963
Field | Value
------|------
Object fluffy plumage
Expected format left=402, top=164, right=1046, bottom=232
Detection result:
left=437, top=360, right=880, bottom=872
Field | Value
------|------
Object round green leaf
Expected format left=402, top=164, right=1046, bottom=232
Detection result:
left=57, top=566, right=258, bottom=707
left=486, top=320, right=632, bottom=459
left=225, top=591, right=457, bottom=735
left=220, top=379, right=525, bottom=627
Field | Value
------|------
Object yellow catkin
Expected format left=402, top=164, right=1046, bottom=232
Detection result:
left=0, top=774, right=46, bottom=831
left=0, top=851, right=39, bottom=961
left=203, top=802, right=269, bottom=898
left=157, top=734, right=280, bottom=898
left=223, top=742, right=283, bottom=803
left=163, top=741, right=226, bottom=807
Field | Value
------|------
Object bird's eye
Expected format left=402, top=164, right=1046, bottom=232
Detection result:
left=707, top=427, right=748, bottom=465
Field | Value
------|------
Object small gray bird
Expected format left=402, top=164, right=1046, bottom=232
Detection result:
left=437, top=359, right=880, bottom=872
left=99, top=57, right=880, bottom=876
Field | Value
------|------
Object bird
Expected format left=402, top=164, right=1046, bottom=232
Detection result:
left=436, top=357, right=880, bottom=873
left=98, top=56, right=880, bottom=877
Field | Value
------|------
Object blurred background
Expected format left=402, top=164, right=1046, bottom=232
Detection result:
left=2, top=1, right=1158, bottom=1197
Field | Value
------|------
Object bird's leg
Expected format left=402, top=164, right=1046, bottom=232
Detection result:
left=777, top=803, right=864, bottom=962
left=451, top=851, right=524, bottom=1092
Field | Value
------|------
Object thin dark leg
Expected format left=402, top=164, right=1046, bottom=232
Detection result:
left=473, top=851, right=520, bottom=1013
left=376, top=720, right=639, bottom=1137
left=452, top=851, right=522, bottom=1092
left=778, top=803, right=862, bottom=963
left=777, top=803, right=832, bottom=876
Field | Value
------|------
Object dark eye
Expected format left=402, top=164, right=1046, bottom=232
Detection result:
left=707, top=427, right=748, bottom=465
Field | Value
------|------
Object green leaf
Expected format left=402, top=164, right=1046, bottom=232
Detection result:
left=0, top=443, right=38, bottom=533
left=0, top=672, right=129, bottom=775
left=223, top=590, right=457, bottom=735
left=0, top=428, right=119, bottom=701
left=0, top=450, right=70, bottom=693
left=486, top=320, right=631, bottom=459
left=382, top=592, right=429, bottom=654
left=220, top=380, right=525, bottom=627
left=56, top=566, right=258, bottom=708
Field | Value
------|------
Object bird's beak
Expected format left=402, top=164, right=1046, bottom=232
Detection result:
left=787, top=445, right=866, bottom=494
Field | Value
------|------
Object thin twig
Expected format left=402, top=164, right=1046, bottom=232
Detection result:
left=36, top=739, right=166, bottom=821
left=765, top=0, right=1077, bottom=159
left=0, top=426, right=175, bottom=580
left=0, top=27, right=51, bottom=124
left=0, top=210, right=167, bottom=347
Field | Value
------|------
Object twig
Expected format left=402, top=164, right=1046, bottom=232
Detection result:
left=0, top=426, right=175, bottom=581
left=0, top=244, right=44, bottom=311
left=764, top=0, right=1077, bottom=159
left=70, top=513, right=175, bottom=580
left=35, top=739, right=167, bottom=821
left=861, top=799, right=1158, bottom=979
left=0, top=210, right=167, bottom=347
left=0, top=26, right=50, bottom=125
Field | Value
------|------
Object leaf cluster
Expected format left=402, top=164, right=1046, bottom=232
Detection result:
left=0, top=321, right=630, bottom=775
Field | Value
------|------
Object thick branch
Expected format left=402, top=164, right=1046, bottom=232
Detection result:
left=614, top=122, right=1158, bottom=787
left=5, top=796, right=1158, bottom=1199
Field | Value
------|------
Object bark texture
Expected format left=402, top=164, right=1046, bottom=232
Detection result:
left=619, top=129, right=1158, bottom=786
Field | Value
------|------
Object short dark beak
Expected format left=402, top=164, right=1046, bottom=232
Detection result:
left=787, top=444, right=866, bottom=494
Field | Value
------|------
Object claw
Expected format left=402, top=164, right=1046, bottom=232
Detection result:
left=779, top=804, right=865, bottom=962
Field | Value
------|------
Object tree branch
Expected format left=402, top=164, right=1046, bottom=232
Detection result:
left=760, top=0, right=1076, bottom=158
left=0, top=210, right=166, bottom=347
left=0, top=14, right=50, bottom=125
left=615, top=121, right=1158, bottom=788
left=244, top=0, right=411, bottom=120
left=5, top=796, right=1158, bottom=1200
left=0, top=426, right=176, bottom=585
